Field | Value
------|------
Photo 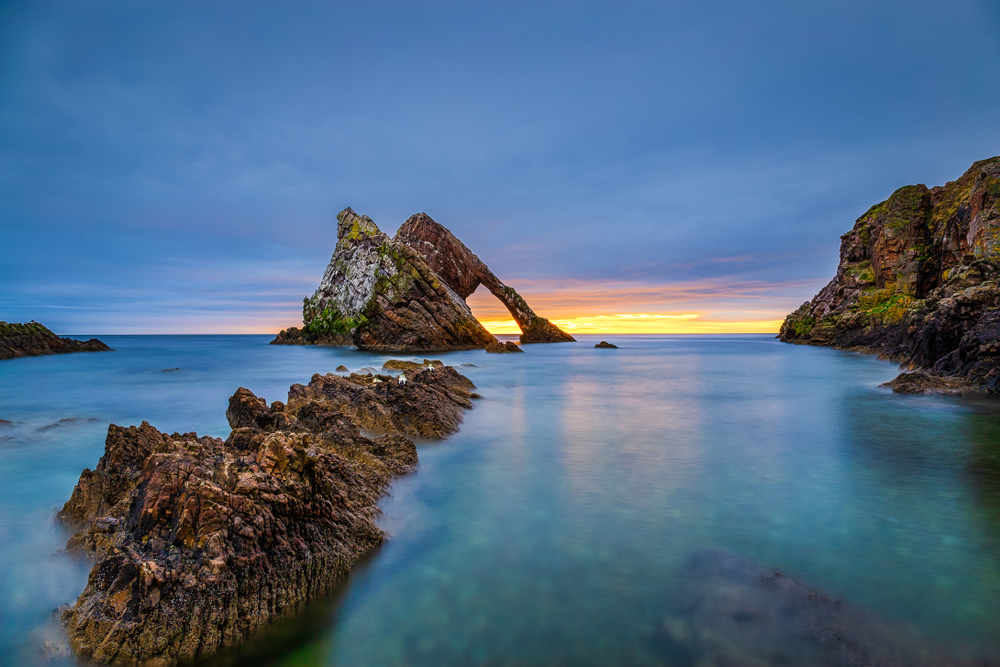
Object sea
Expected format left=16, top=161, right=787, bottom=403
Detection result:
left=0, top=334, right=998, bottom=666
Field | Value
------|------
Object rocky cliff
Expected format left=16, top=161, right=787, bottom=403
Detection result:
left=779, top=156, right=1000, bottom=393
left=1, top=321, right=112, bottom=360
left=273, top=208, right=574, bottom=351
left=57, top=365, right=478, bottom=665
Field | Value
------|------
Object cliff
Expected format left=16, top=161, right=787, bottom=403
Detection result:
left=779, top=156, right=1000, bottom=393
left=273, top=208, right=574, bottom=351
left=0, top=321, right=112, bottom=360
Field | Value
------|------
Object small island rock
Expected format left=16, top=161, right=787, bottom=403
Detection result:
left=594, top=341, right=618, bottom=349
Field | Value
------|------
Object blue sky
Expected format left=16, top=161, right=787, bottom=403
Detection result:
left=2, top=0, right=999, bottom=333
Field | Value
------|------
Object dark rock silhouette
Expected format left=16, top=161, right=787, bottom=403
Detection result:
left=779, top=156, right=1000, bottom=394
left=1, top=321, right=112, bottom=360
left=594, top=341, right=618, bottom=348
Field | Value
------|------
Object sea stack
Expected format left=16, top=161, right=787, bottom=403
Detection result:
left=272, top=208, right=574, bottom=351
left=779, top=156, right=1000, bottom=394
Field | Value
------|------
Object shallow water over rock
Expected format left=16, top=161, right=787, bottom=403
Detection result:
left=1, top=334, right=998, bottom=665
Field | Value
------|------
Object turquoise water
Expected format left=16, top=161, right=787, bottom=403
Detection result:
left=1, top=335, right=998, bottom=665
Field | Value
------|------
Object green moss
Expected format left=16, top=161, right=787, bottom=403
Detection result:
left=855, top=287, right=913, bottom=324
left=0, top=321, right=56, bottom=338
left=304, top=306, right=367, bottom=336
left=792, top=317, right=815, bottom=336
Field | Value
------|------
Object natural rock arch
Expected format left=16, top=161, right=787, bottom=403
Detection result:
left=395, top=213, right=574, bottom=343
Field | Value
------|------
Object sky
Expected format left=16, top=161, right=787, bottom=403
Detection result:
left=1, top=0, right=999, bottom=334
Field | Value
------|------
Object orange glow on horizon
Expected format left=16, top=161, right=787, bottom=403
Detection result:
left=479, top=314, right=782, bottom=334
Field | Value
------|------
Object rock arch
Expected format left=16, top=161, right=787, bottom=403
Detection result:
left=396, top=213, right=575, bottom=343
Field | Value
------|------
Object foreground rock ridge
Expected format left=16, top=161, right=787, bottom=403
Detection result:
left=273, top=208, right=573, bottom=351
left=779, top=155, right=1000, bottom=394
left=0, top=321, right=112, bottom=360
left=57, top=365, right=478, bottom=665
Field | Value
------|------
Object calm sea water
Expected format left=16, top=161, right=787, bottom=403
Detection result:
left=1, top=334, right=998, bottom=665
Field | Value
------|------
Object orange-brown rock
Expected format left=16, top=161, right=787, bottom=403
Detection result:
left=57, top=366, right=478, bottom=665
left=396, top=212, right=575, bottom=343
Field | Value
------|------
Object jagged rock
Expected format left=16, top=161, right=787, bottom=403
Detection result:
left=594, top=341, right=618, bottom=348
left=269, top=326, right=353, bottom=347
left=382, top=359, right=443, bottom=371
left=779, top=156, right=1000, bottom=393
left=57, top=366, right=478, bottom=665
left=0, top=321, right=112, bottom=360
left=396, top=212, right=575, bottom=343
left=486, top=341, right=524, bottom=353
left=296, top=208, right=498, bottom=352
left=335, top=365, right=349, bottom=372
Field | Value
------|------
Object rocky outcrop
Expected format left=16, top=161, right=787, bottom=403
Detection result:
left=486, top=341, right=524, bottom=353
left=396, top=212, right=575, bottom=343
left=594, top=341, right=618, bottom=349
left=269, top=326, right=352, bottom=347
left=1, top=321, right=112, bottom=360
left=273, top=208, right=574, bottom=351
left=779, top=156, right=1000, bottom=394
left=294, top=208, right=498, bottom=352
left=57, top=365, right=477, bottom=665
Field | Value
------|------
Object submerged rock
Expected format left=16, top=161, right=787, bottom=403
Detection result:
left=0, top=321, right=112, bottom=360
left=57, top=366, right=478, bottom=665
left=779, top=156, right=1000, bottom=394
left=659, top=550, right=990, bottom=667
left=594, top=341, right=618, bottom=349
left=486, top=341, right=524, bottom=353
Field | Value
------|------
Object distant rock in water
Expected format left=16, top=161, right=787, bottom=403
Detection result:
left=779, top=156, right=1000, bottom=395
left=272, top=208, right=573, bottom=351
left=486, top=341, right=524, bottom=353
left=383, top=359, right=443, bottom=371
left=161, top=368, right=180, bottom=372
left=0, top=322, right=112, bottom=360
left=57, top=365, right=478, bottom=665
left=335, top=364, right=349, bottom=372
left=594, top=341, right=618, bottom=348
left=397, top=212, right=575, bottom=344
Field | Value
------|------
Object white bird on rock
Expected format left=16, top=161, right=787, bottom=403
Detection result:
left=398, top=375, right=407, bottom=385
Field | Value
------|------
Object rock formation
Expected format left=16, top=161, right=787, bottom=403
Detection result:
left=396, top=213, right=575, bottom=344
left=268, top=326, right=352, bottom=347
left=779, top=156, right=1000, bottom=394
left=272, top=208, right=574, bottom=351
left=659, top=550, right=990, bottom=666
left=1, top=321, right=112, bottom=360
left=57, top=365, right=478, bottom=665
left=594, top=341, right=618, bottom=349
